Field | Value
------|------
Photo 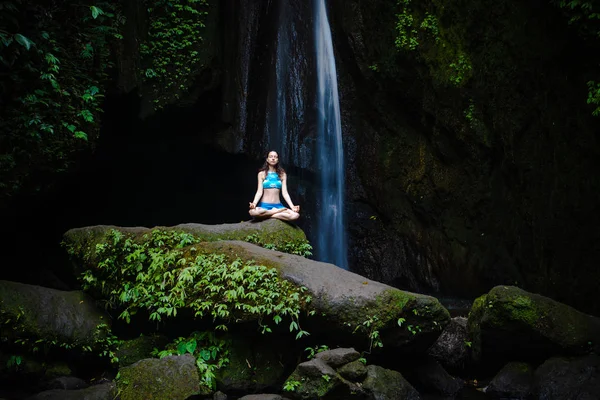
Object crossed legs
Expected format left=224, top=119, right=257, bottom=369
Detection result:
left=249, top=207, right=299, bottom=221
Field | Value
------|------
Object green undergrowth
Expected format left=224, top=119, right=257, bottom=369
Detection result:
left=150, top=331, right=228, bottom=390
left=244, top=232, right=313, bottom=257
left=74, top=229, right=313, bottom=336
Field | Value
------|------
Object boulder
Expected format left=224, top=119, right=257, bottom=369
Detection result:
left=467, top=286, right=600, bottom=365
left=63, top=219, right=308, bottom=274
left=239, top=396, right=291, bottom=400
left=427, top=316, right=469, bottom=371
left=117, top=354, right=204, bottom=400
left=215, top=335, right=298, bottom=393
left=533, top=355, right=600, bottom=400
left=485, top=362, right=533, bottom=399
left=362, top=365, right=420, bottom=400
left=314, top=348, right=360, bottom=367
left=25, top=382, right=115, bottom=400
left=337, top=361, right=367, bottom=382
left=406, top=358, right=463, bottom=396
left=116, top=334, right=169, bottom=368
left=201, top=240, right=450, bottom=352
left=0, top=280, right=109, bottom=349
left=63, top=220, right=451, bottom=353
left=45, top=376, right=88, bottom=390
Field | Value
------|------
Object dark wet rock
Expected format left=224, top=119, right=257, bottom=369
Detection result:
left=213, top=391, right=228, bottom=400
left=116, top=334, right=169, bottom=368
left=215, top=335, right=297, bottom=393
left=337, top=360, right=367, bottom=381
left=428, top=316, right=469, bottom=371
left=25, top=382, right=115, bottom=400
left=238, top=395, right=290, bottom=400
left=0, top=280, right=109, bottom=350
left=315, top=348, right=360, bottom=367
left=485, top=362, right=533, bottom=400
left=46, top=376, right=88, bottom=390
left=409, top=358, right=464, bottom=396
left=468, top=286, right=600, bottom=365
left=117, top=354, right=205, bottom=400
left=362, top=365, right=420, bottom=400
left=283, top=358, right=363, bottom=399
left=533, top=355, right=600, bottom=400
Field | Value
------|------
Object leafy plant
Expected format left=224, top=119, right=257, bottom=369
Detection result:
left=152, top=331, right=228, bottom=390
left=304, top=344, right=329, bottom=359
left=283, top=378, right=301, bottom=392
left=76, top=229, right=313, bottom=339
left=244, top=233, right=313, bottom=257
left=140, top=0, right=209, bottom=109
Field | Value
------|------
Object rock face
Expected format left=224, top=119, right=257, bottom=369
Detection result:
left=199, top=240, right=450, bottom=352
left=467, top=286, right=600, bottom=365
left=533, top=355, right=600, bottom=400
left=117, top=354, right=202, bottom=400
left=0, top=280, right=108, bottom=349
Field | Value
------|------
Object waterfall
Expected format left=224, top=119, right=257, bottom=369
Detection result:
left=314, top=0, right=347, bottom=269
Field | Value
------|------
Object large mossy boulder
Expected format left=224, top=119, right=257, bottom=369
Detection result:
left=467, top=286, right=600, bottom=365
left=63, top=219, right=307, bottom=275
left=117, top=354, right=205, bottom=400
left=63, top=221, right=450, bottom=354
left=0, top=280, right=108, bottom=349
left=199, top=240, right=450, bottom=353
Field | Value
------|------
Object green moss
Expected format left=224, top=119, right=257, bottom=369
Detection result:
left=117, top=355, right=205, bottom=400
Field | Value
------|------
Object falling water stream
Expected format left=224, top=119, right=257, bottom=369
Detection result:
left=314, top=0, right=347, bottom=269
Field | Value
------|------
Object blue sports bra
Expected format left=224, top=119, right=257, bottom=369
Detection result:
left=263, top=171, right=282, bottom=189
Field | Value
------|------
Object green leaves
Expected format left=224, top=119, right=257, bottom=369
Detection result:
left=90, top=6, right=104, bottom=19
left=14, top=33, right=34, bottom=50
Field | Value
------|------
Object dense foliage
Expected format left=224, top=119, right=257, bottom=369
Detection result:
left=0, top=0, right=124, bottom=206
left=141, top=0, right=209, bottom=109
left=77, top=229, right=312, bottom=336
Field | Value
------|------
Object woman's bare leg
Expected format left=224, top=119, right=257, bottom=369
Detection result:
left=250, top=207, right=288, bottom=220
left=271, top=209, right=300, bottom=221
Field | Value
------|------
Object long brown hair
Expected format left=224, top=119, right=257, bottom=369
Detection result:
left=258, top=150, right=285, bottom=180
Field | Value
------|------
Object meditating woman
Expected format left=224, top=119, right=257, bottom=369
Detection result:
left=249, top=151, right=300, bottom=221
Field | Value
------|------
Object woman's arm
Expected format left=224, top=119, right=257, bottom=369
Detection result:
left=249, top=172, right=264, bottom=208
left=281, top=173, right=300, bottom=212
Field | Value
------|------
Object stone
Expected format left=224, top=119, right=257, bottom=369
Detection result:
left=0, top=280, right=109, bottom=350
left=337, top=360, right=367, bottom=382
left=362, top=365, right=420, bottom=400
left=25, top=382, right=115, bottom=400
left=533, top=355, right=600, bottom=400
left=315, top=348, right=360, bottom=367
left=486, top=362, right=533, bottom=399
left=427, top=316, right=469, bottom=371
left=116, top=354, right=203, bottom=400
left=467, top=286, right=600, bottom=365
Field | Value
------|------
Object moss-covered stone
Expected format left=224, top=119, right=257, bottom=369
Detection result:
left=467, top=286, right=600, bottom=365
left=198, top=241, right=450, bottom=353
left=0, top=280, right=108, bottom=350
left=337, top=360, right=367, bottom=382
left=117, top=354, right=204, bottom=400
left=63, top=219, right=308, bottom=276
left=362, top=365, right=420, bottom=400
left=117, top=334, right=169, bottom=368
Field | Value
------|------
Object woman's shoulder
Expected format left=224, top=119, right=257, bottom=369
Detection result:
left=258, top=170, right=266, bottom=178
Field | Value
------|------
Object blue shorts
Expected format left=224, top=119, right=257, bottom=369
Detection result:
left=258, top=202, right=285, bottom=210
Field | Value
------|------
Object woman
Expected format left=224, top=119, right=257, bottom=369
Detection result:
left=249, top=151, right=300, bottom=221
